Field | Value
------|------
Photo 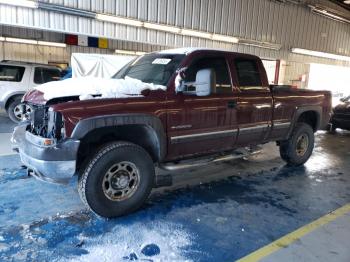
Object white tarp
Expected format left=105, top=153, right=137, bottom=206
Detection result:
left=71, top=53, right=134, bottom=78
left=34, top=77, right=166, bottom=101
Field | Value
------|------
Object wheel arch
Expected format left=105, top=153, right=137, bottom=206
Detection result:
left=4, top=92, right=25, bottom=110
left=71, top=114, right=167, bottom=171
left=287, top=106, right=321, bottom=137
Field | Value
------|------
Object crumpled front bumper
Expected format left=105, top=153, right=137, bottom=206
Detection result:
left=11, top=123, right=80, bottom=184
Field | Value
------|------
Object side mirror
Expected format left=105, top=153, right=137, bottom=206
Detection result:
left=194, top=69, right=215, bottom=96
left=182, top=69, right=216, bottom=96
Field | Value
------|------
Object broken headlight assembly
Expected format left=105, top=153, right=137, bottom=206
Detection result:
left=47, top=107, right=65, bottom=140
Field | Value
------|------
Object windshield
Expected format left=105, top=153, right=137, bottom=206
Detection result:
left=113, top=54, right=185, bottom=86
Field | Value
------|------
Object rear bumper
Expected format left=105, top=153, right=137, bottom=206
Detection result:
left=11, top=123, right=80, bottom=184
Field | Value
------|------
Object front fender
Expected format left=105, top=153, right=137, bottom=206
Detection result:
left=70, top=114, right=167, bottom=161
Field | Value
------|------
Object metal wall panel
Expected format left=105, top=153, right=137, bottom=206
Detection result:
left=0, top=0, right=350, bottom=66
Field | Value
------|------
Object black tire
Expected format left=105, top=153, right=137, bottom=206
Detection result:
left=7, top=97, right=23, bottom=123
left=279, top=123, right=314, bottom=166
left=78, top=141, right=155, bottom=218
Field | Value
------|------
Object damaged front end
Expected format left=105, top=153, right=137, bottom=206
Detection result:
left=12, top=104, right=80, bottom=184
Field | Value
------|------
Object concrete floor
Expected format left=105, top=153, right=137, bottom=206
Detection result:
left=0, top=110, right=349, bottom=261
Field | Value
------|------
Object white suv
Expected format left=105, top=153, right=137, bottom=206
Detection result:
left=0, top=61, right=61, bottom=122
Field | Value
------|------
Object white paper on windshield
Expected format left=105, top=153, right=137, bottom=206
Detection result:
left=152, top=58, right=171, bottom=65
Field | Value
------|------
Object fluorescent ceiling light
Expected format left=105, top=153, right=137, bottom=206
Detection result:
left=292, top=48, right=350, bottom=62
left=115, top=49, right=146, bottom=56
left=96, top=14, right=143, bottom=27
left=6, top=37, right=37, bottom=45
left=212, top=34, right=239, bottom=44
left=37, top=41, right=66, bottom=48
left=0, top=0, right=38, bottom=8
left=143, top=22, right=180, bottom=34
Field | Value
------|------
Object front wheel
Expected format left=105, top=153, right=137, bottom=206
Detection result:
left=7, top=97, right=23, bottom=123
left=279, top=123, right=314, bottom=166
left=78, top=141, right=155, bottom=218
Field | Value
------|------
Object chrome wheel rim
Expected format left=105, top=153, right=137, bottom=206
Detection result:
left=13, top=104, right=32, bottom=121
left=102, top=161, right=140, bottom=201
left=296, top=133, right=309, bottom=157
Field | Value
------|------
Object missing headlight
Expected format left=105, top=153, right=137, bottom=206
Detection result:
left=47, top=109, right=63, bottom=139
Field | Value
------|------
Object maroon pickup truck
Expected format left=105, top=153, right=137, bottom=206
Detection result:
left=12, top=48, right=332, bottom=218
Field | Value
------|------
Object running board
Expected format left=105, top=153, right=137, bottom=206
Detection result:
left=159, top=146, right=262, bottom=171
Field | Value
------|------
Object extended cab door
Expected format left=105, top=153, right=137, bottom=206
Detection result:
left=166, top=55, right=238, bottom=160
left=230, top=56, right=273, bottom=146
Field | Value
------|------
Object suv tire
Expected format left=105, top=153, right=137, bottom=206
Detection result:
left=7, top=96, right=23, bottom=123
left=78, top=141, right=155, bottom=218
left=279, top=123, right=314, bottom=166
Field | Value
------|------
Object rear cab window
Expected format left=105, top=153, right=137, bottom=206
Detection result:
left=184, top=56, right=232, bottom=94
left=0, top=65, right=25, bottom=82
left=34, top=67, right=61, bottom=84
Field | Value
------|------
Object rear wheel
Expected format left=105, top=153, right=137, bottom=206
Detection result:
left=279, top=123, right=314, bottom=166
left=78, top=141, right=155, bottom=218
left=7, top=97, right=23, bottom=123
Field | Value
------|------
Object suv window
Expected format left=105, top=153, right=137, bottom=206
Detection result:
left=185, top=57, right=232, bottom=94
left=0, top=65, right=25, bottom=82
left=34, top=67, right=61, bottom=84
left=235, top=59, right=262, bottom=88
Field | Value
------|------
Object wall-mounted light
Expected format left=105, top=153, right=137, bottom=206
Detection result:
left=143, top=22, right=181, bottom=34
left=37, top=41, right=67, bottom=48
left=239, top=39, right=282, bottom=50
left=6, top=37, right=38, bottom=45
left=212, top=34, right=239, bottom=44
left=0, top=0, right=38, bottom=8
left=309, top=5, right=350, bottom=24
left=1, top=37, right=66, bottom=48
left=96, top=14, right=143, bottom=27
left=181, top=29, right=212, bottom=40
left=292, top=48, right=350, bottom=62
left=115, top=49, right=146, bottom=56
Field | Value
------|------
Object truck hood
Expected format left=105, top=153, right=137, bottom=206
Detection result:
left=24, top=77, right=166, bottom=104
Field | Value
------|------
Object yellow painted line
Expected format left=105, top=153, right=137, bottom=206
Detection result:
left=237, top=203, right=350, bottom=262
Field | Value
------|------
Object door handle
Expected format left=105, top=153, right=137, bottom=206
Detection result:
left=227, top=100, right=237, bottom=109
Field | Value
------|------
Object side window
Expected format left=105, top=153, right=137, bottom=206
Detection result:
left=235, top=59, right=262, bottom=88
left=185, top=57, right=232, bottom=94
left=34, top=67, right=61, bottom=84
left=42, top=68, right=61, bottom=83
left=34, top=68, right=43, bottom=84
left=0, top=65, right=25, bottom=82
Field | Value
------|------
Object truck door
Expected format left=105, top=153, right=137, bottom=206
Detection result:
left=166, top=55, right=238, bottom=160
left=230, top=57, right=273, bottom=146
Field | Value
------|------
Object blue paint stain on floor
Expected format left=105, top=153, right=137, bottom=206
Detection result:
left=0, top=131, right=349, bottom=261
